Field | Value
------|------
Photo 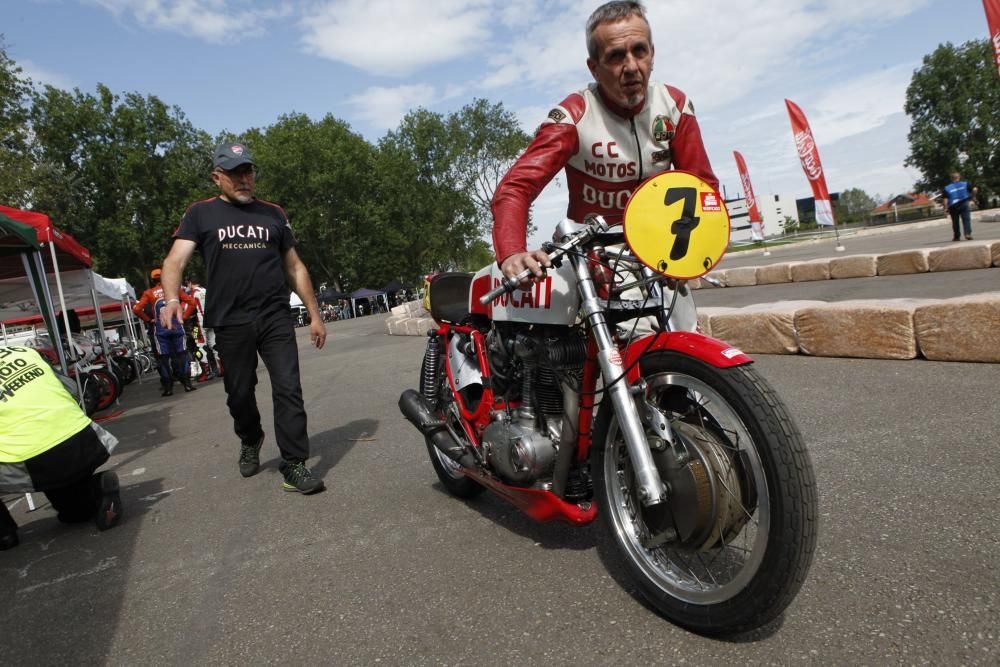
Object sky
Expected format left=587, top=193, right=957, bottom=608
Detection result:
left=0, top=0, right=993, bottom=247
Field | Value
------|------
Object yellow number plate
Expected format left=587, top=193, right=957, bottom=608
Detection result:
left=623, top=171, right=730, bottom=279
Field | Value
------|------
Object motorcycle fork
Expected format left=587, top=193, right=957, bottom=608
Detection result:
left=571, top=256, right=668, bottom=506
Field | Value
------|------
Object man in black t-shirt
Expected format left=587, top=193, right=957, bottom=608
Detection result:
left=158, top=142, right=327, bottom=495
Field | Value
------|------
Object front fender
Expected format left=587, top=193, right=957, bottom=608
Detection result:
left=623, top=331, right=752, bottom=383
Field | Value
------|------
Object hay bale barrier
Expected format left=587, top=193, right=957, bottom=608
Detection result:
left=794, top=299, right=931, bottom=360
left=877, top=249, right=930, bottom=276
left=722, top=266, right=757, bottom=287
left=914, top=292, right=1000, bottom=362
left=755, top=263, right=793, bottom=285
left=829, top=254, right=878, bottom=279
left=928, top=244, right=991, bottom=272
left=790, top=259, right=832, bottom=283
left=708, top=301, right=826, bottom=355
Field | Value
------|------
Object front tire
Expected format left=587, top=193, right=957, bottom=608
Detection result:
left=591, top=351, right=817, bottom=635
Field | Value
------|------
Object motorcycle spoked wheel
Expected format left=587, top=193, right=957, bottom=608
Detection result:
left=78, top=372, right=102, bottom=416
left=591, top=351, right=817, bottom=635
left=420, top=340, right=484, bottom=499
left=89, top=367, right=121, bottom=412
left=111, top=356, right=136, bottom=385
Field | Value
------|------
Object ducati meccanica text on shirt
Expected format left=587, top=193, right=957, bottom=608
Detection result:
left=175, top=197, right=296, bottom=328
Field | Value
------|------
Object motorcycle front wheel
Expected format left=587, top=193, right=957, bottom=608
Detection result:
left=591, top=351, right=817, bottom=635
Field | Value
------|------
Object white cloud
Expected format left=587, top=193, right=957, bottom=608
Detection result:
left=17, top=59, right=75, bottom=91
left=469, top=0, right=932, bottom=113
left=345, top=84, right=437, bottom=132
left=799, top=64, right=915, bottom=144
left=300, top=0, right=492, bottom=75
left=89, top=0, right=289, bottom=42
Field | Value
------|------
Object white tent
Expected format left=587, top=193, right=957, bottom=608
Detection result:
left=1, top=269, right=144, bottom=382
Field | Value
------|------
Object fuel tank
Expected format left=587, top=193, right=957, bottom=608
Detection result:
left=468, top=261, right=579, bottom=326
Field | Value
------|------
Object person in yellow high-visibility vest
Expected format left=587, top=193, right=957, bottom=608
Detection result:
left=0, top=345, right=123, bottom=551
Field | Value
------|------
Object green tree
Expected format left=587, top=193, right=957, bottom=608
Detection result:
left=27, top=83, right=213, bottom=286
left=0, top=39, right=34, bottom=206
left=375, top=108, right=479, bottom=284
left=904, top=39, right=1000, bottom=202
left=445, top=98, right=532, bottom=233
left=835, top=188, right=877, bottom=224
left=246, top=113, right=377, bottom=292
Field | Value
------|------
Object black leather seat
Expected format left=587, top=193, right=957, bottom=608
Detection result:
left=429, top=272, right=473, bottom=324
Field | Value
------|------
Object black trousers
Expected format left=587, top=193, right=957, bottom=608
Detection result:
left=214, top=309, right=309, bottom=462
left=1, top=476, right=99, bottom=536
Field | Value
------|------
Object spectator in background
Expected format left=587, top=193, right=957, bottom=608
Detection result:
left=0, top=345, right=122, bottom=550
left=943, top=172, right=978, bottom=241
left=133, top=268, right=198, bottom=396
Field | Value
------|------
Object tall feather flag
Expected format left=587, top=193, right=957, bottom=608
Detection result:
left=986, top=0, right=1000, bottom=80
left=785, top=99, right=835, bottom=226
left=733, top=151, right=764, bottom=240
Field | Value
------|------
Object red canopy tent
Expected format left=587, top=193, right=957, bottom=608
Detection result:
left=0, top=204, right=92, bottom=277
left=0, top=205, right=142, bottom=380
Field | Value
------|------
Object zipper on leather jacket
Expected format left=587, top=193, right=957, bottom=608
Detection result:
left=630, top=117, right=644, bottom=182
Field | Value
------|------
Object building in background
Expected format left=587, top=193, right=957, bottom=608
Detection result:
left=795, top=192, right=841, bottom=225
left=869, top=193, right=938, bottom=225
left=724, top=191, right=800, bottom=242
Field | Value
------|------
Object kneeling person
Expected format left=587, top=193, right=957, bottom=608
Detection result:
left=0, top=346, right=123, bottom=551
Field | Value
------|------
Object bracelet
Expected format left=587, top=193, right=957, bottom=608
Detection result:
left=166, top=298, right=180, bottom=304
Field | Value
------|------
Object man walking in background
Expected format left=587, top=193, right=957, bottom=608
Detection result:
left=943, top=172, right=978, bottom=241
left=158, top=142, right=327, bottom=495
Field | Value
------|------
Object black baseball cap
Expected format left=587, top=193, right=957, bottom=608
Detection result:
left=213, top=142, right=256, bottom=170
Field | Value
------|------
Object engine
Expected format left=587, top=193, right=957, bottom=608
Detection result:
left=482, top=325, right=586, bottom=486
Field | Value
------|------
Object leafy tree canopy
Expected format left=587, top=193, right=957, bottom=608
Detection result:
left=0, top=37, right=33, bottom=206
left=0, top=42, right=532, bottom=291
left=904, top=39, right=1000, bottom=201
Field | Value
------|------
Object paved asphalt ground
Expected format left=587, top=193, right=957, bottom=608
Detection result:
left=1, top=218, right=998, bottom=665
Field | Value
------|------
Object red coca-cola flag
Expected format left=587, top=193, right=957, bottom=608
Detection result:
left=785, top=99, right=835, bottom=226
left=733, top=150, right=764, bottom=240
left=986, top=0, right=1000, bottom=79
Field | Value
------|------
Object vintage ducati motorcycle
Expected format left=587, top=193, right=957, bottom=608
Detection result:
left=399, top=172, right=817, bottom=635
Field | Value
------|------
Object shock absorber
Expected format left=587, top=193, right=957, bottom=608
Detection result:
left=420, top=333, right=442, bottom=402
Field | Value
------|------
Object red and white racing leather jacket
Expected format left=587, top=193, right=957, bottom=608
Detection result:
left=492, top=82, right=719, bottom=263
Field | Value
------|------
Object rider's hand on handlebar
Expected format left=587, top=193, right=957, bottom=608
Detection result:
left=501, top=250, right=551, bottom=288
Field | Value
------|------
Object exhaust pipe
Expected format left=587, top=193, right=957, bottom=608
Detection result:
left=398, top=389, right=476, bottom=468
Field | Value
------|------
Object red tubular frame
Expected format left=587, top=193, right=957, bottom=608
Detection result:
left=431, top=321, right=751, bottom=527
left=436, top=322, right=597, bottom=526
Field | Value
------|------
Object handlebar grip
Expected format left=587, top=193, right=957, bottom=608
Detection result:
left=478, top=269, right=531, bottom=305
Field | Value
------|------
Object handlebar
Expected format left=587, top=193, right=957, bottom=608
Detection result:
left=478, top=268, right=536, bottom=305
left=478, top=215, right=611, bottom=305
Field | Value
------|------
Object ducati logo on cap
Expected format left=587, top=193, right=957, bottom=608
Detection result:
left=231, top=145, right=243, bottom=155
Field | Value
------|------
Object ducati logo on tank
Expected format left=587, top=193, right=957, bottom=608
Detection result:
left=492, top=276, right=552, bottom=309
left=623, top=170, right=730, bottom=280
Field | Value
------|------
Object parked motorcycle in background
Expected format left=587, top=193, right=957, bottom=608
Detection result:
left=400, top=172, right=817, bottom=635
left=22, top=330, right=122, bottom=415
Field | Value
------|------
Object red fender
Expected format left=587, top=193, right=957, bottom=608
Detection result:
left=623, top=331, right=753, bottom=383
